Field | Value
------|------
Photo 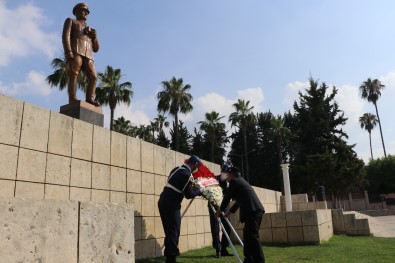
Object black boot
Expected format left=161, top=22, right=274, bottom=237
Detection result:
left=221, top=249, right=232, bottom=256
left=215, top=249, right=221, bottom=258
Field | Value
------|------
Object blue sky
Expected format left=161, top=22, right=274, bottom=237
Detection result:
left=1, top=0, right=395, bottom=163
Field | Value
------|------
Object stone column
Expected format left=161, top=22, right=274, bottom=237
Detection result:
left=281, top=163, right=292, bottom=212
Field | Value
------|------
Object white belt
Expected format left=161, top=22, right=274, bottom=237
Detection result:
left=165, top=183, right=182, bottom=193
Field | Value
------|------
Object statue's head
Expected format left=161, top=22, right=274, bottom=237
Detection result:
left=73, top=3, right=90, bottom=16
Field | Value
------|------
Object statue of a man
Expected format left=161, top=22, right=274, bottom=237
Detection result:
left=62, top=3, right=100, bottom=106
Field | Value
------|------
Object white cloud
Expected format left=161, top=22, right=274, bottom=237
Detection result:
left=0, top=70, right=52, bottom=96
left=0, top=2, right=58, bottom=66
left=236, top=87, right=264, bottom=113
left=283, top=81, right=308, bottom=109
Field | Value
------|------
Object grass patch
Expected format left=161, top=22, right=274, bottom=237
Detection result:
left=136, top=235, right=395, bottom=263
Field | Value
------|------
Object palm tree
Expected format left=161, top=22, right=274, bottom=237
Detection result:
left=228, top=99, right=256, bottom=182
left=198, top=111, right=226, bottom=162
left=359, top=113, right=378, bottom=160
left=95, top=66, right=133, bottom=131
left=113, top=116, right=132, bottom=136
left=154, top=114, right=170, bottom=131
left=359, top=78, right=386, bottom=157
left=46, top=56, right=87, bottom=92
left=157, top=77, right=193, bottom=151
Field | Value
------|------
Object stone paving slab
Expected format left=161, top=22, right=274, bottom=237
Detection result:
left=370, top=216, right=395, bottom=238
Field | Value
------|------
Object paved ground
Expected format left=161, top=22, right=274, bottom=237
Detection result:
left=371, top=216, right=395, bottom=238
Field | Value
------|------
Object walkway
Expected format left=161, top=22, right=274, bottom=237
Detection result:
left=370, top=215, right=395, bottom=238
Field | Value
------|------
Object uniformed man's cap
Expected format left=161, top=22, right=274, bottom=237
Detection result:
left=187, top=155, right=201, bottom=168
left=73, top=3, right=90, bottom=15
left=221, top=163, right=230, bottom=172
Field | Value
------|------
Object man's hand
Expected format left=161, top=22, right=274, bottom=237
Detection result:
left=65, top=50, right=74, bottom=60
left=214, top=210, right=221, bottom=219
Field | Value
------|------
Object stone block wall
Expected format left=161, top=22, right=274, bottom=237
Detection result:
left=0, top=95, right=283, bottom=260
left=0, top=198, right=134, bottom=263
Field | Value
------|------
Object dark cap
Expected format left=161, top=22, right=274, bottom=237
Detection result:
left=187, top=155, right=201, bottom=168
left=73, top=3, right=90, bottom=15
left=221, top=163, right=230, bottom=172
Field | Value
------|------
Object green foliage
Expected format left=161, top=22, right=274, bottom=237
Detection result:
left=95, top=65, right=133, bottom=130
left=157, top=77, right=193, bottom=151
left=290, top=78, right=365, bottom=195
left=365, top=155, right=395, bottom=194
left=170, top=120, right=192, bottom=154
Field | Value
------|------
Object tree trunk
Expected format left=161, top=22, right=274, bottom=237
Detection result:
left=110, top=108, right=114, bottom=131
left=243, top=126, right=249, bottom=183
left=374, top=102, right=387, bottom=157
left=369, top=131, right=373, bottom=160
left=175, top=114, right=179, bottom=151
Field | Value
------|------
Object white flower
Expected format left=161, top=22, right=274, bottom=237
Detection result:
left=193, top=177, right=223, bottom=209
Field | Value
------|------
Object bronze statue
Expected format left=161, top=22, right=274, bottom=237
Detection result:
left=62, top=3, right=100, bottom=106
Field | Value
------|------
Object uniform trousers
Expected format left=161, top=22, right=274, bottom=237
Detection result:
left=158, top=201, right=181, bottom=257
left=243, top=210, right=265, bottom=263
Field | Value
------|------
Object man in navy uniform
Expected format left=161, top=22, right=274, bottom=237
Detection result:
left=208, top=163, right=231, bottom=257
left=158, top=155, right=205, bottom=263
left=215, top=166, right=265, bottom=263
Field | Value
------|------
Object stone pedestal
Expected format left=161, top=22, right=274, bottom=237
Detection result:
left=60, top=101, right=104, bottom=127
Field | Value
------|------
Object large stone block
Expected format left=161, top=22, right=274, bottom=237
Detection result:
left=142, top=217, right=155, bottom=238
left=196, top=233, right=205, bottom=249
left=286, top=211, right=302, bottom=227
left=91, top=189, right=109, bottom=203
left=287, top=226, right=304, bottom=243
left=17, top=148, right=46, bottom=183
left=44, top=184, right=69, bottom=200
left=111, top=166, right=126, bottom=192
left=127, top=193, right=142, bottom=216
left=0, top=198, right=78, bottom=262
left=260, top=227, right=272, bottom=243
left=46, top=154, right=71, bottom=185
left=134, top=216, right=143, bottom=240
left=302, top=210, right=318, bottom=226
left=303, top=225, right=320, bottom=243
left=141, top=194, right=155, bottom=217
left=271, top=212, right=287, bottom=227
left=155, top=238, right=165, bottom=257
left=141, top=172, right=155, bottom=194
left=127, top=169, right=142, bottom=193
left=165, top=149, right=176, bottom=176
left=92, top=125, right=111, bottom=164
left=110, top=191, right=127, bottom=204
left=155, top=174, right=166, bottom=196
left=72, top=119, right=93, bottom=161
left=126, top=137, right=141, bottom=170
left=0, top=95, right=23, bottom=146
left=272, top=227, right=288, bottom=243
left=70, top=158, right=92, bottom=188
left=153, top=145, right=167, bottom=175
left=20, top=103, right=50, bottom=152
left=141, top=141, right=154, bottom=173
left=318, top=221, right=333, bottom=241
left=331, top=209, right=345, bottom=234
left=0, top=179, right=15, bottom=197
left=92, top=163, right=110, bottom=190
left=188, top=234, right=197, bottom=250
left=48, top=111, right=73, bottom=156
left=141, top=239, right=156, bottom=259
left=70, top=187, right=91, bottom=202
left=155, top=216, right=165, bottom=238
left=0, top=144, right=18, bottom=180
left=179, top=235, right=188, bottom=253
left=188, top=217, right=197, bottom=234
left=111, top=131, right=127, bottom=168
left=60, top=101, right=104, bottom=127
left=79, top=202, right=134, bottom=262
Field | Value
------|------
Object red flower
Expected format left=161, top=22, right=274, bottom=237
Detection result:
left=185, top=159, right=215, bottom=179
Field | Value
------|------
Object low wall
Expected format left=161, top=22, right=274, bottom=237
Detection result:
left=0, top=95, right=282, bottom=260
left=0, top=197, right=134, bottom=262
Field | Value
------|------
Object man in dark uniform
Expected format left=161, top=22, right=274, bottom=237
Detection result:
left=208, top=163, right=231, bottom=258
left=215, top=166, right=265, bottom=263
left=158, top=155, right=204, bottom=263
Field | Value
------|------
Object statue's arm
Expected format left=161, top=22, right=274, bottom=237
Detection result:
left=62, top=18, right=73, bottom=59
left=91, top=29, right=99, bottom=53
